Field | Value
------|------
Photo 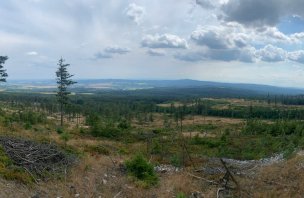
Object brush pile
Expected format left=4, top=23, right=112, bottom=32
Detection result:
left=0, top=137, right=75, bottom=179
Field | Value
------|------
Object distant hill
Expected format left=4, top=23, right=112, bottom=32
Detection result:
left=2, top=79, right=304, bottom=96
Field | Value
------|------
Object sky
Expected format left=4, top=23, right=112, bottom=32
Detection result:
left=1, top=0, right=304, bottom=87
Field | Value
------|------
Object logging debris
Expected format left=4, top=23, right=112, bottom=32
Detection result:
left=0, top=137, right=76, bottom=180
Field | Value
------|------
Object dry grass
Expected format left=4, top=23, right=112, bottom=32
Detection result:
left=132, top=113, right=244, bottom=130
left=1, top=130, right=304, bottom=197
left=1, top=105, right=304, bottom=197
left=237, top=155, right=304, bottom=198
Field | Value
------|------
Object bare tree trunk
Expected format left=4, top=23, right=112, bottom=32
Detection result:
left=60, top=103, right=63, bottom=126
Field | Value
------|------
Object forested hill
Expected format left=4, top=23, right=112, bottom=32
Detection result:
left=2, top=79, right=304, bottom=96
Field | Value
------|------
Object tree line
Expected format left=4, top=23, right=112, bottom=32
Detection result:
left=0, top=56, right=76, bottom=127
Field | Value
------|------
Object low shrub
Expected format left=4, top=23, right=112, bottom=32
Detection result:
left=125, top=154, right=158, bottom=187
left=56, top=127, right=64, bottom=134
left=170, top=154, right=182, bottom=167
left=84, top=145, right=110, bottom=155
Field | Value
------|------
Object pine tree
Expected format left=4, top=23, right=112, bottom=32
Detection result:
left=0, top=56, right=8, bottom=82
left=56, top=58, right=76, bottom=126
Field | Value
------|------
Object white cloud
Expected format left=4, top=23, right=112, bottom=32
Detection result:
left=288, top=50, right=304, bottom=63
left=26, top=51, right=38, bottom=56
left=257, top=45, right=287, bottom=62
left=291, top=32, right=304, bottom=41
left=125, top=3, right=145, bottom=25
left=2, top=0, right=304, bottom=86
left=141, top=34, right=188, bottom=49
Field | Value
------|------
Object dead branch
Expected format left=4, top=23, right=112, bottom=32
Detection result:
left=187, top=172, right=218, bottom=185
left=0, top=137, right=76, bottom=180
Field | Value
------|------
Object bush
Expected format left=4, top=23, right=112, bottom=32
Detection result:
left=60, top=132, right=71, bottom=145
left=84, top=145, right=110, bottom=155
left=151, top=140, right=161, bottom=154
left=125, top=154, right=158, bottom=187
left=56, top=127, right=64, bottom=134
left=117, top=119, right=131, bottom=130
left=170, top=154, right=182, bottom=167
left=176, top=192, right=187, bottom=198
left=191, top=135, right=222, bottom=148
left=90, top=123, right=126, bottom=139
left=24, top=122, right=32, bottom=130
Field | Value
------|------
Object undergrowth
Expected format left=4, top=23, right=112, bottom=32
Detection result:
left=125, top=153, right=158, bottom=188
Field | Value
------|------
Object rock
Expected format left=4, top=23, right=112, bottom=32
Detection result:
left=31, top=193, right=40, bottom=198
left=69, top=185, right=77, bottom=194
left=75, top=194, right=80, bottom=197
left=154, top=165, right=181, bottom=173
left=190, top=191, right=204, bottom=198
left=119, top=163, right=127, bottom=173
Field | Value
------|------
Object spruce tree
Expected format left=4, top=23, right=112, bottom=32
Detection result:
left=56, top=58, right=76, bottom=126
left=0, top=56, right=8, bottom=82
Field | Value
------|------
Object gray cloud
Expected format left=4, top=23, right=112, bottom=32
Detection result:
left=94, top=45, right=130, bottom=60
left=221, top=0, right=281, bottom=26
left=185, top=26, right=257, bottom=63
left=196, top=0, right=215, bottom=9
left=104, top=46, right=131, bottom=54
left=141, top=34, right=188, bottom=49
left=175, top=47, right=256, bottom=63
left=191, top=29, right=230, bottom=49
left=221, top=0, right=304, bottom=27
left=239, top=47, right=257, bottom=63
left=191, top=27, right=251, bottom=50
left=125, top=3, right=145, bottom=25
left=94, top=52, right=112, bottom=59
left=174, top=51, right=205, bottom=62
left=147, top=49, right=166, bottom=56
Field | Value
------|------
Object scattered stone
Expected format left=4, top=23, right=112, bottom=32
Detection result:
left=154, top=165, right=181, bottom=173
left=190, top=191, right=204, bottom=198
left=69, top=185, right=76, bottom=194
left=31, top=193, right=40, bottom=198
left=200, top=167, right=225, bottom=175
left=118, top=163, right=127, bottom=173
left=201, top=154, right=284, bottom=176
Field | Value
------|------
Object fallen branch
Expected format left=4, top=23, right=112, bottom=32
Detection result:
left=220, top=158, right=239, bottom=189
left=113, top=191, right=122, bottom=198
left=187, top=172, right=218, bottom=185
left=217, top=188, right=225, bottom=198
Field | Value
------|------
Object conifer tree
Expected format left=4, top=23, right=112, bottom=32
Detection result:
left=56, top=58, right=76, bottom=126
left=0, top=56, right=8, bottom=82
